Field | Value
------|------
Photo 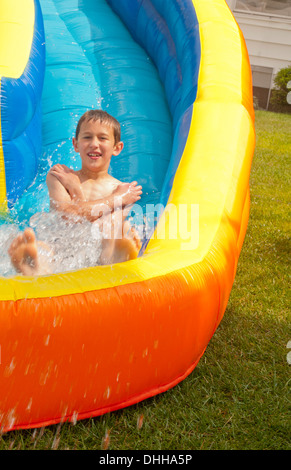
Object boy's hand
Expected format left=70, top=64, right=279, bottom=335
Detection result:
left=113, top=181, right=142, bottom=207
left=49, top=164, right=84, bottom=201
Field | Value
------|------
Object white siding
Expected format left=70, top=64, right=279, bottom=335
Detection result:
left=226, top=0, right=291, bottom=80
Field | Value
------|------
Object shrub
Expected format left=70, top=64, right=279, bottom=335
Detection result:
left=253, top=95, right=259, bottom=110
left=269, top=65, right=291, bottom=113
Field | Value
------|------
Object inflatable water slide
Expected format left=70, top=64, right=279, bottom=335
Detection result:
left=0, top=0, right=255, bottom=432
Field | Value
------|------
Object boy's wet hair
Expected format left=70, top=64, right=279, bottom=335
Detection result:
left=75, top=110, right=121, bottom=144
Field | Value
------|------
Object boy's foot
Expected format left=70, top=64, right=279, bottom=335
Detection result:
left=125, top=225, right=142, bottom=258
left=112, top=223, right=142, bottom=263
left=8, top=228, right=41, bottom=276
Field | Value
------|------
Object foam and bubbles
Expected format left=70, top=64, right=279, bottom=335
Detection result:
left=0, top=224, right=20, bottom=277
left=29, top=211, right=102, bottom=274
left=0, top=211, right=103, bottom=277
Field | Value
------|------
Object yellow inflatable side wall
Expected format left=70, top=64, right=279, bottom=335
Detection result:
left=0, top=0, right=35, bottom=212
left=0, top=0, right=255, bottom=432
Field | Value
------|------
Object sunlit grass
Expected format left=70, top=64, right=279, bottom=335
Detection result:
left=1, top=110, right=290, bottom=450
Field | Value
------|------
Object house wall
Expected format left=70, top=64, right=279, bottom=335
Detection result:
left=226, top=0, right=291, bottom=108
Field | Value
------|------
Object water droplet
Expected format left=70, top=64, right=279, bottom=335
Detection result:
left=101, top=429, right=111, bottom=450
left=44, top=335, right=50, bottom=346
left=137, top=414, right=144, bottom=430
left=26, top=398, right=33, bottom=411
left=71, top=411, right=78, bottom=425
left=4, top=358, right=16, bottom=377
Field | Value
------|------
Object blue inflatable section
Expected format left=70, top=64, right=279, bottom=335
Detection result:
left=107, top=0, right=200, bottom=219
left=1, top=0, right=45, bottom=208
left=107, top=0, right=200, bottom=125
left=11, top=0, right=175, bottom=227
left=9, top=0, right=200, bottom=239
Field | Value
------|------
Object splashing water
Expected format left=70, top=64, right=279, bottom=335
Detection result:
left=0, top=158, right=155, bottom=278
left=0, top=137, right=106, bottom=277
left=0, top=208, right=103, bottom=277
left=30, top=211, right=103, bottom=274
left=0, top=201, right=158, bottom=277
left=0, top=223, right=20, bottom=277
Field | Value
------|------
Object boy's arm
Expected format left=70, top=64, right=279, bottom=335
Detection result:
left=46, top=172, right=142, bottom=222
left=46, top=171, right=72, bottom=208
left=46, top=171, right=111, bottom=221
left=48, top=164, right=84, bottom=201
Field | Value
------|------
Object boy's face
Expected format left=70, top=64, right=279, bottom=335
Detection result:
left=72, top=119, right=123, bottom=174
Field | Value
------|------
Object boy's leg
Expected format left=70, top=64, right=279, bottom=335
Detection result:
left=98, top=210, right=141, bottom=265
left=8, top=228, right=52, bottom=276
left=111, top=220, right=141, bottom=263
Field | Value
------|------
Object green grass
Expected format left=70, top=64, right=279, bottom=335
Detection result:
left=1, top=110, right=290, bottom=450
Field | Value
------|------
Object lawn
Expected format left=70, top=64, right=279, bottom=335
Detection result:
left=1, top=110, right=290, bottom=450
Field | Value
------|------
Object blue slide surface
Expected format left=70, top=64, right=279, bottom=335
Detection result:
left=11, top=0, right=173, bottom=226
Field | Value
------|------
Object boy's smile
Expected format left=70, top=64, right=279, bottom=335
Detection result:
left=72, top=119, right=123, bottom=177
left=87, top=151, right=102, bottom=162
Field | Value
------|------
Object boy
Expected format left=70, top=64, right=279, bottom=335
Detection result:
left=8, top=110, right=143, bottom=276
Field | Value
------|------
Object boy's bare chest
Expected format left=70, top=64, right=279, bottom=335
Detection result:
left=80, top=180, right=117, bottom=202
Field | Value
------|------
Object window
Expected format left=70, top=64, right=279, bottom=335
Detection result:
left=252, top=65, right=274, bottom=89
left=234, top=0, right=291, bottom=17
left=251, top=65, right=274, bottom=109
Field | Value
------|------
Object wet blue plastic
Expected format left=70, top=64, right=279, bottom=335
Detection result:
left=1, top=0, right=45, bottom=208
left=11, top=0, right=173, bottom=227
left=7, top=0, right=201, bottom=245
left=107, top=0, right=200, bottom=242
